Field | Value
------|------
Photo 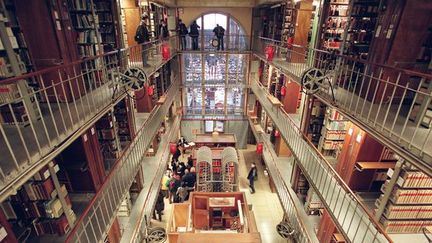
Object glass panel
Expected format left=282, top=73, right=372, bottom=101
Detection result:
left=186, top=87, right=203, bottom=114
left=228, top=54, right=246, bottom=84
left=204, top=54, right=226, bottom=84
left=205, top=87, right=225, bottom=114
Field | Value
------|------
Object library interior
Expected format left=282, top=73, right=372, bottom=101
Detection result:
left=0, top=0, right=431, bottom=242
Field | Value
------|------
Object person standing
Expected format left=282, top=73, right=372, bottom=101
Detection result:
left=161, top=170, right=170, bottom=199
left=177, top=19, right=188, bottom=50
left=168, top=174, right=181, bottom=203
left=189, top=20, right=200, bottom=50
left=247, top=163, right=258, bottom=194
left=158, top=19, right=169, bottom=40
left=135, top=15, right=151, bottom=67
left=213, top=24, right=225, bottom=51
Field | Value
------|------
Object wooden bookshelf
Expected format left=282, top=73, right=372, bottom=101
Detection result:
left=341, top=0, right=382, bottom=59
left=319, top=0, right=350, bottom=51
left=1, top=162, right=76, bottom=238
left=376, top=163, right=432, bottom=233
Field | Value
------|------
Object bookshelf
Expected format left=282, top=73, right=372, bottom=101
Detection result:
left=281, top=1, right=297, bottom=46
left=114, top=97, right=135, bottom=150
left=2, top=162, right=76, bottom=238
left=341, top=0, right=382, bottom=60
left=95, top=111, right=121, bottom=172
left=94, top=0, right=119, bottom=52
left=318, top=108, right=348, bottom=166
left=376, top=163, right=432, bottom=233
left=307, top=99, right=326, bottom=147
left=319, top=0, right=350, bottom=51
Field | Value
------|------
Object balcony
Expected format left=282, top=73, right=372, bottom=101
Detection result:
left=178, top=34, right=250, bottom=53
left=252, top=37, right=432, bottom=176
left=250, top=75, right=391, bottom=242
left=0, top=37, right=178, bottom=199
left=66, top=82, right=181, bottom=242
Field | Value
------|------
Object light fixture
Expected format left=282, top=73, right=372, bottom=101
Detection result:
left=348, top=128, right=353, bottom=135
left=356, top=134, right=362, bottom=143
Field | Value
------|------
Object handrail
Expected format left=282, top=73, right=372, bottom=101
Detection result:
left=65, top=75, right=179, bottom=242
left=250, top=75, right=392, bottom=242
left=257, top=36, right=432, bottom=79
left=128, top=116, right=181, bottom=242
left=0, top=36, right=178, bottom=85
left=248, top=118, right=317, bottom=243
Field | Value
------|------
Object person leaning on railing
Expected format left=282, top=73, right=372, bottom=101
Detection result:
left=189, top=20, right=200, bottom=50
left=135, top=15, right=151, bottom=67
left=177, top=19, right=188, bottom=50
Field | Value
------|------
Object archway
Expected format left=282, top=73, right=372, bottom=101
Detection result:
left=189, top=12, right=247, bottom=51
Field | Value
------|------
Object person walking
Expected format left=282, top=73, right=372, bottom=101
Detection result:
left=189, top=20, right=200, bottom=50
left=177, top=19, right=188, bottom=50
left=247, top=163, right=258, bottom=194
left=213, top=24, right=225, bottom=51
left=153, top=191, right=165, bottom=221
left=158, top=19, right=169, bottom=40
left=135, top=15, right=151, bottom=67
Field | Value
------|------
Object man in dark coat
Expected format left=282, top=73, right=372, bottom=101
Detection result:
left=177, top=19, right=188, bottom=50
left=153, top=191, right=165, bottom=221
left=135, top=15, right=151, bottom=67
left=213, top=24, right=225, bottom=51
left=247, top=163, right=258, bottom=194
left=189, top=20, right=200, bottom=50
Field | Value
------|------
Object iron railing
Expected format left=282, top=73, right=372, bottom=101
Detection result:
left=250, top=75, right=392, bottom=243
left=252, top=36, right=432, bottom=175
left=0, top=36, right=178, bottom=198
left=65, top=75, right=180, bottom=243
left=178, top=34, right=250, bottom=51
left=248, top=118, right=319, bottom=243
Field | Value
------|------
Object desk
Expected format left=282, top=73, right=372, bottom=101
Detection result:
left=195, top=134, right=236, bottom=148
left=156, top=95, right=167, bottom=105
left=266, top=94, right=283, bottom=108
left=355, top=162, right=396, bottom=171
left=177, top=233, right=262, bottom=243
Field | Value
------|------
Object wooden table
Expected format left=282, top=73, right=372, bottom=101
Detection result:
left=195, top=134, right=236, bottom=148
left=177, top=233, right=262, bottom=243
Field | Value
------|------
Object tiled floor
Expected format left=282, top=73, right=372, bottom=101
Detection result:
left=239, top=146, right=289, bottom=243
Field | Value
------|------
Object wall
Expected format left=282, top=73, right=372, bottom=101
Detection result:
left=178, top=7, right=253, bottom=36
left=180, top=120, right=249, bottom=149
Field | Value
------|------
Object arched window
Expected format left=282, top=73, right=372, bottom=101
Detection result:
left=190, top=13, right=247, bottom=51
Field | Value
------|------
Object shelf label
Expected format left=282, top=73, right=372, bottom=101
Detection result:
left=375, top=25, right=381, bottom=37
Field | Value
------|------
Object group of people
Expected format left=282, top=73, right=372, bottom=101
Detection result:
left=135, top=16, right=227, bottom=61
left=134, top=15, right=169, bottom=67
left=177, top=19, right=226, bottom=51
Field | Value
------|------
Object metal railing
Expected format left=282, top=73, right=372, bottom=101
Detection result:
left=252, top=37, right=432, bottom=174
left=0, top=36, right=178, bottom=198
left=250, top=75, right=392, bottom=243
left=65, top=75, right=180, bottom=243
left=127, top=115, right=181, bottom=243
left=178, top=34, right=250, bottom=51
left=248, top=118, right=318, bottom=243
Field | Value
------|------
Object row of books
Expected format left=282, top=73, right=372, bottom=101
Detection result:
left=78, top=30, right=98, bottom=44
left=380, top=218, right=432, bottom=233
left=389, top=188, right=432, bottom=204
left=32, top=214, right=71, bottom=236
left=69, top=0, right=92, bottom=10
left=97, top=13, right=113, bottom=22
left=399, top=170, right=432, bottom=188
left=12, top=179, right=55, bottom=202
left=323, top=130, right=346, bottom=140
left=384, top=203, right=432, bottom=219
left=95, top=1, right=111, bottom=11
left=78, top=45, right=97, bottom=57
left=73, top=15, right=95, bottom=29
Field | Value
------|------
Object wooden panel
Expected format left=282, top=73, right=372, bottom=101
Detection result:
left=177, top=233, right=262, bottom=243
left=291, top=0, right=313, bottom=62
left=82, top=128, right=104, bottom=191
left=107, top=217, right=121, bottom=243
left=123, top=8, right=141, bottom=48
left=281, top=80, right=301, bottom=114
left=135, top=88, right=154, bottom=113
left=275, top=136, right=292, bottom=157
left=173, top=204, right=190, bottom=228
left=0, top=208, right=18, bottom=243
